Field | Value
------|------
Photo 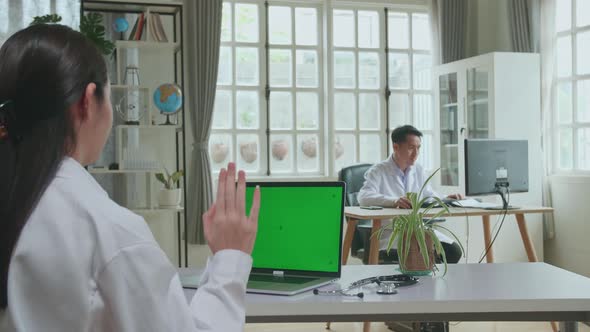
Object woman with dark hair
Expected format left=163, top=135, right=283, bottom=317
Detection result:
left=0, top=24, right=260, bottom=331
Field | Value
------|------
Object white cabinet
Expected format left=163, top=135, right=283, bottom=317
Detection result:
left=434, top=52, right=542, bottom=202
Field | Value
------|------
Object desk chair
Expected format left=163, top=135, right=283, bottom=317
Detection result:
left=338, top=163, right=399, bottom=265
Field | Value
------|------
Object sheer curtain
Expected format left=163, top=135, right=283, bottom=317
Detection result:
left=0, top=0, right=79, bottom=45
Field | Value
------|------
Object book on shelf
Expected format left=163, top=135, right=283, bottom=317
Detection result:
left=148, top=13, right=159, bottom=41
left=151, top=13, right=168, bottom=42
left=128, top=15, right=139, bottom=40
left=134, top=13, right=145, bottom=40
left=127, top=13, right=168, bottom=42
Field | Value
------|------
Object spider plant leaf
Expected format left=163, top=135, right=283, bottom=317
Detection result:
left=415, top=226, right=430, bottom=268
left=404, top=225, right=414, bottom=264
left=417, top=167, right=440, bottom=205
left=429, top=229, right=447, bottom=276
left=424, top=208, right=449, bottom=225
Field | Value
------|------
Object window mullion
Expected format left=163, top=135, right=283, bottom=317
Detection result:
left=264, top=0, right=271, bottom=175
left=384, top=7, right=391, bottom=154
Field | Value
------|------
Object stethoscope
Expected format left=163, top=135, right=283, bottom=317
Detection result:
left=313, top=274, right=419, bottom=298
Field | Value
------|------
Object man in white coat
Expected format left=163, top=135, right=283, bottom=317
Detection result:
left=357, top=125, right=463, bottom=264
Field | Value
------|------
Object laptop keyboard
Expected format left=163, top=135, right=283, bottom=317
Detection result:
left=248, top=274, right=314, bottom=285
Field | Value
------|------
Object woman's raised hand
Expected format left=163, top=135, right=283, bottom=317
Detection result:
left=203, top=162, right=260, bottom=255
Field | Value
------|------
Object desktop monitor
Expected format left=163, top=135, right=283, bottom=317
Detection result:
left=464, top=139, right=528, bottom=196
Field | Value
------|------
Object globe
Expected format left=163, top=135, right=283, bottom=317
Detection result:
left=113, top=17, right=129, bottom=33
left=153, top=83, right=182, bottom=125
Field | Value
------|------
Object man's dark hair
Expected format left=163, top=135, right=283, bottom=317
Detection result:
left=391, top=125, right=423, bottom=145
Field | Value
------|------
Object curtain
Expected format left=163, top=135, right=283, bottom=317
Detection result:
left=184, top=0, right=222, bottom=244
left=0, top=0, right=79, bottom=46
left=508, top=0, right=533, bottom=52
left=430, top=0, right=467, bottom=64
left=539, top=0, right=556, bottom=239
left=428, top=0, right=441, bottom=66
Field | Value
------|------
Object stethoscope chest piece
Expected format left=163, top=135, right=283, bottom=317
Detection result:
left=376, top=281, right=398, bottom=295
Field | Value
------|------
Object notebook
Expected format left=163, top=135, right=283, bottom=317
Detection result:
left=244, top=182, right=345, bottom=295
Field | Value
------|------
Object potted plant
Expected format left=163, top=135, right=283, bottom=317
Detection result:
left=377, top=168, right=464, bottom=276
left=30, top=13, right=115, bottom=56
left=155, top=169, right=184, bottom=208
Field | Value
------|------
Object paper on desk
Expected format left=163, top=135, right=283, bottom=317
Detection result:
left=453, top=198, right=498, bottom=209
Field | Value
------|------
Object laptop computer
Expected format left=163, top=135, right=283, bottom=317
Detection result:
left=244, top=181, right=345, bottom=296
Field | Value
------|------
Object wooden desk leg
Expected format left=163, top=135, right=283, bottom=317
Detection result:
left=368, top=219, right=382, bottom=265
left=482, top=215, right=495, bottom=263
left=363, top=321, right=371, bottom=332
left=342, top=218, right=358, bottom=265
left=515, top=213, right=539, bottom=262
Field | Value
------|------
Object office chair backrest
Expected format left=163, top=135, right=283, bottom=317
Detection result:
left=338, top=164, right=372, bottom=206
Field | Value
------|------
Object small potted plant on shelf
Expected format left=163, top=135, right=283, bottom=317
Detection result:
left=155, top=169, right=184, bottom=208
left=377, top=168, right=464, bottom=276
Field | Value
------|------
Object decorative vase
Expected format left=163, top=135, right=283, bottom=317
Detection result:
left=211, top=142, right=229, bottom=163
left=158, top=188, right=182, bottom=208
left=301, top=137, right=317, bottom=158
left=399, top=233, right=435, bottom=276
left=272, top=139, right=289, bottom=161
left=239, top=141, right=258, bottom=163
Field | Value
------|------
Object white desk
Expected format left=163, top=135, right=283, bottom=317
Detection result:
left=182, top=263, right=590, bottom=331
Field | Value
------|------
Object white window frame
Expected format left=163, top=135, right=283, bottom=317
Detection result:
left=553, top=0, right=590, bottom=174
left=330, top=7, right=387, bottom=174
left=213, top=0, right=267, bottom=176
left=212, top=0, right=432, bottom=178
left=267, top=1, right=325, bottom=176
left=386, top=9, right=434, bottom=172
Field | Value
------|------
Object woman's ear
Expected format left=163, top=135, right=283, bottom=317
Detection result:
left=71, top=83, right=97, bottom=122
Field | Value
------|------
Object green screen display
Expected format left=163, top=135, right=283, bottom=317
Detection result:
left=245, top=185, right=343, bottom=273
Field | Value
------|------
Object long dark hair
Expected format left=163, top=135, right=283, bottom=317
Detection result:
left=0, top=24, right=108, bottom=308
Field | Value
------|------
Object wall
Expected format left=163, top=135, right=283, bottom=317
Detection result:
left=545, top=177, right=590, bottom=277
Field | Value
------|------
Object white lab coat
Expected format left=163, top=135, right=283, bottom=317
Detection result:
left=357, top=155, right=453, bottom=248
left=0, top=157, right=251, bottom=332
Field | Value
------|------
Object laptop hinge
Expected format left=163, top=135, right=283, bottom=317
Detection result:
left=272, top=271, right=284, bottom=277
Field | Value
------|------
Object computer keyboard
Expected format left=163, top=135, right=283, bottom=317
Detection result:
left=420, top=198, right=457, bottom=208
left=248, top=274, right=314, bottom=285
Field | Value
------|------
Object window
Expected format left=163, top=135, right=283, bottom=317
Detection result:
left=211, top=1, right=323, bottom=176
left=387, top=11, right=434, bottom=171
left=332, top=9, right=383, bottom=172
left=211, top=2, right=264, bottom=174
left=554, top=0, right=590, bottom=171
left=331, top=8, right=433, bottom=172
left=268, top=6, right=323, bottom=174
left=211, top=1, right=432, bottom=176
